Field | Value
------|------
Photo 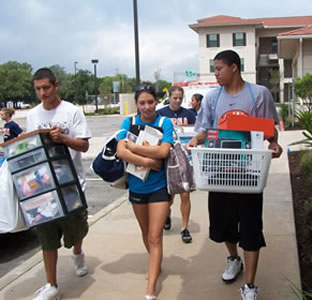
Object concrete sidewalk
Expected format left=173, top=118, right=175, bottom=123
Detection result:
left=0, top=130, right=304, bottom=300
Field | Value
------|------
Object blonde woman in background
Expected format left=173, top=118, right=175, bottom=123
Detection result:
left=0, top=107, right=23, bottom=142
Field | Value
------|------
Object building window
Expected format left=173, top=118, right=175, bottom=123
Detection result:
left=206, top=34, right=220, bottom=47
left=240, top=58, right=245, bottom=72
left=210, top=59, right=214, bottom=73
left=233, top=32, right=246, bottom=47
left=272, top=40, right=277, bottom=53
left=284, top=59, right=292, bottom=78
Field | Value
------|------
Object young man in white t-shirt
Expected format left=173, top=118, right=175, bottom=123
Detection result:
left=187, top=50, right=282, bottom=300
left=27, top=68, right=92, bottom=300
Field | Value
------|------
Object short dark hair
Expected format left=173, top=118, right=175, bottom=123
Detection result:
left=134, top=82, right=157, bottom=102
left=33, top=68, right=57, bottom=85
left=214, top=50, right=241, bottom=72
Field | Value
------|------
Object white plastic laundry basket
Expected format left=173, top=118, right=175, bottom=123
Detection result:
left=190, top=147, right=272, bottom=193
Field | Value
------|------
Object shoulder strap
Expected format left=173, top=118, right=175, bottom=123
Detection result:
left=212, top=87, right=223, bottom=126
left=212, top=83, right=258, bottom=123
left=246, top=82, right=258, bottom=115
left=158, top=116, right=165, bottom=127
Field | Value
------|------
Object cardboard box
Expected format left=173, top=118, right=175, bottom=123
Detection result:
left=126, top=125, right=163, bottom=181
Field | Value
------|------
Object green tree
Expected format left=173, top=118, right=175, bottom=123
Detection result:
left=99, top=76, right=114, bottom=94
left=115, top=74, right=135, bottom=93
left=154, top=80, right=171, bottom=93
left=0, top=61, right=33, bottom=107
left=73, top=70, right=94, bottom=105
left=49, top=65, right=71, bottom=100
left=99, top=74, right=135, bottom=95
left=295, top=73, right=312, bottom=111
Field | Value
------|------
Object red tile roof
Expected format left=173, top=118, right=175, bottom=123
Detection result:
left=197, top=15, right=261, bottom=25
left=196, top=15, right=312, bottom=28
left=278, top=25, right=312, bottom=36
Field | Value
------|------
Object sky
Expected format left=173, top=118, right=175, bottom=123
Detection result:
left=0, top=0, right=311, bottom=82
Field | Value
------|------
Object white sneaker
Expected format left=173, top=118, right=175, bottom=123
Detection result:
left=72, top=251, right=88, bottom=277
left=240, top=283, right=258, bottom=300
left=33, top=283, right=60, bottom=300
left=222, top=256, right=243, bottom=282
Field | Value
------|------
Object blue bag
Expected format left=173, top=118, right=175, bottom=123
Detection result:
left=91, top=130, right=126, bottom=184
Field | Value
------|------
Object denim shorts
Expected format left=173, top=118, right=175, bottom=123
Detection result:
left=129, top=187, right=171, bottom=204
left=36, top=209, right=89, bottom=251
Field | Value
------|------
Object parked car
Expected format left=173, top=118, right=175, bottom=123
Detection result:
left=156, top=84, right=218, bottom=110
left=17, top=102, right=31, bottom=109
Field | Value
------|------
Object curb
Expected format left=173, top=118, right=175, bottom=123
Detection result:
left=0, top=194, right=128, bottom=291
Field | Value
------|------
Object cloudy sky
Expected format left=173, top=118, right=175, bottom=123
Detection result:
left=0, top=0, right=310, bottom=82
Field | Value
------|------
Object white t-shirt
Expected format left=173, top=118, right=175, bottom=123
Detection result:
left=26, top=101, right=92, bottom=191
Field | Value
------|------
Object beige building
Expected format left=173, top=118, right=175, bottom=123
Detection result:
left=189, top=15, right=312, bottom=103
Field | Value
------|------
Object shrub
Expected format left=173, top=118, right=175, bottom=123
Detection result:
left=300, top=151, right=312, bottom=188
left=304, top=197, right=312, bottom=224
left=278, top=103, right=290, bottom=121
left=294, top=73, right=312, bottom=112
left=85, top=106, right=119, bottom=116
left=296, top=110, right=312, bottom=130
left=290, top=110, right=312, bottom=148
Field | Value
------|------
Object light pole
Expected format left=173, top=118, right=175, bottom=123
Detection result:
left=74, top=61, right=78, bottom=75
left=91, top=59, right=99, bottom=113
left=74, top=62, right=78, bottom=103
left=133, top=0, right=140, bottom=86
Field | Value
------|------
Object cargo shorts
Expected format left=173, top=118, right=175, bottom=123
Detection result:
left=36, top=209, right=89, bottom=251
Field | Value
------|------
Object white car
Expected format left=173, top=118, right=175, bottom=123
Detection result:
left=156, top=85, right=218, bottom=111
left=17, top=102, right=31, bottom=109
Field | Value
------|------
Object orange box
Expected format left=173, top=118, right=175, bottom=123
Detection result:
left=218, top=114, right=275, bottom=139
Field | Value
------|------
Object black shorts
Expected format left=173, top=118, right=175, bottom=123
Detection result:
left=129, top=187, right=171, bottom=205
left=208, top=192, right=266, bottom=251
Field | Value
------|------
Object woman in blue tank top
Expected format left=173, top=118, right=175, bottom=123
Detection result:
left=117, top=83, right=174, bottom=300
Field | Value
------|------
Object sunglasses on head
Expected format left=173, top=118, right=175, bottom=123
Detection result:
left=135, top=84, right=155, bottom=93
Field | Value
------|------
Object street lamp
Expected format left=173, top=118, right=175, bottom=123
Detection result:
left=74, top=61, right=78, bottom=75
left=133, top=0, right=140, bottom=86
left=74, top=62, right=78, bottom=103
left=91, top=59, right=99, bottom=113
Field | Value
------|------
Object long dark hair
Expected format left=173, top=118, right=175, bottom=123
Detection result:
left=192, top=93, right=203, bottom=103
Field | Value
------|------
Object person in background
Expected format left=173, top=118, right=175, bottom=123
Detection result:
left=116, top=84, right=173, bottom=300
left=187, top=50, right=282, bottom=300
left=0, top=108, right=23, bottom=142
left=157, top=86, right=195, bottom=243
left=27, top=68, right=91, bottom=300
left=189, top=93, right=203, bottom=116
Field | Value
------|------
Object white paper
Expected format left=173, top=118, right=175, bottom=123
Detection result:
left=126, top=126, right=163, bottom=181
